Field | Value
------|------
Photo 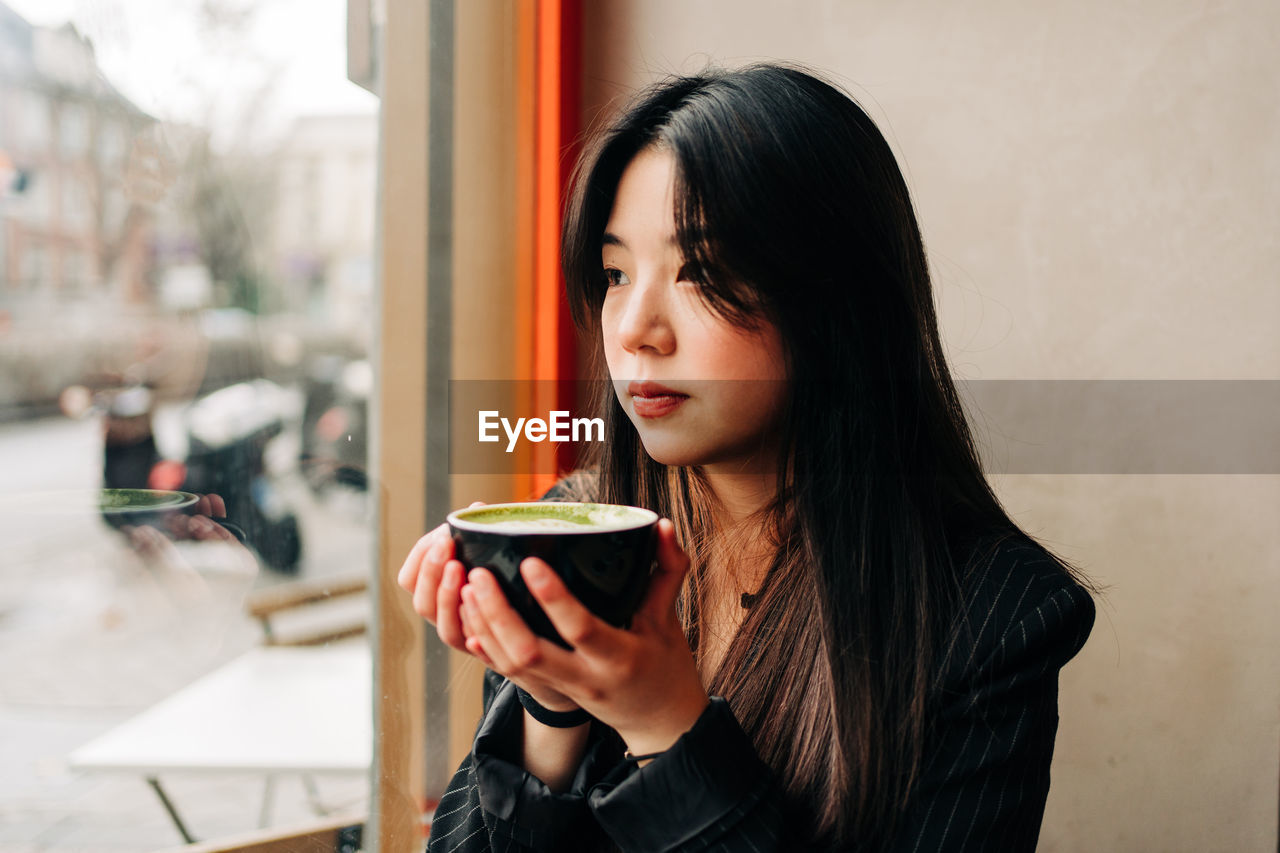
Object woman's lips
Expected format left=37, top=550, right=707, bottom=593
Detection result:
left=631, top=394, right=687, bottom=418
left=627, top=381, right=689, bottom=419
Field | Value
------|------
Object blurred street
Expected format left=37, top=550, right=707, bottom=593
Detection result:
left=0, top=410, right=374, bottom=852
left=0, top=1, right=380, bottom=847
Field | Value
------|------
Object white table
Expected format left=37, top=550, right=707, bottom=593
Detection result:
left=69, top=643, right=371, bottom=843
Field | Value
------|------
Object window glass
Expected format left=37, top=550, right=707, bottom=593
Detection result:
left=14, top=172, right=51, bottom=226
left=97, top=117, right=127, bottom=169
left=58, top=171, right=91, bottom=231
left=17, top=242, right=45, bottom=287
left=58, top=100, right=90, bottom=159
left=18, top=89, right=52, bottom=150
left=0, top=1, right=379, bottom=848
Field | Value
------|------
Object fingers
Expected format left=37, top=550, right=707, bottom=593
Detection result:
left=397, top=536, right=429, bottom=591
left=164, top=512, right=189, bottom=539
left=126, top=524, right=164, bottom=557
left=463, top=568, right=574, bottom=679
left=520, top=558, right=610, bottom=650
left=187, top=514, right=236, bottom=543
left=457, top=596, right=495, bottom=666
left=461, top=601, right=577, bottom=711
left=458, top=591, right=475, bottom=638
left=398, top=524, right=442, bottom=589
left=434, top=561, right=467, bottom=649
left=398, top=502, right=484, bottom=593
left=464, top=635, right=494, bottom=667
left=635, top=519, right=690, bottom=622
left=192, top=493, right=227, bottom=519
left=411, top=542, right=450, bottom=622
left=461, top=585, right=516, bottom=672
left=401, top=522, right=458, bottom=614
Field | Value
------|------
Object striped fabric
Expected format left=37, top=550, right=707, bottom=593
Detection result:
left=426, top=534, right=1095, bottom=853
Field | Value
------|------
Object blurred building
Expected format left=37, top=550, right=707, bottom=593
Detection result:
left=270, top=113, right=376, bottom=345
left=0, top=1, right=156, bottom=319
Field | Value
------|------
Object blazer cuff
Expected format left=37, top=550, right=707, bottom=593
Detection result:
left=587, top=696, right=772, bottom=850
left=473, top=680, right=611, bottom=846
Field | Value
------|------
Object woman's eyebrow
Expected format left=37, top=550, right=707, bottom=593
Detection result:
left=602, top=232, right=680, bottom=249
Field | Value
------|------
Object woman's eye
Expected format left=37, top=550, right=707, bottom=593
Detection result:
left=604, top=268, right=630, bottom=287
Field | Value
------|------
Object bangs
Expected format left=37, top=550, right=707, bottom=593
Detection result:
left=562, top=117, right=774, bottom=338
left=666, top=147, right=772, bottom=332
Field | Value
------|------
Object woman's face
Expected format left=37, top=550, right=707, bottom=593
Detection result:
left=601, top=146, right=788, bottom=471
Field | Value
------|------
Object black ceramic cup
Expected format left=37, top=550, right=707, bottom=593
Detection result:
left=447, top=501, right=660, bottom=647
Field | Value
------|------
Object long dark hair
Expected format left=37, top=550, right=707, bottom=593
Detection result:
left=561, top=63, right=1034, bottom=848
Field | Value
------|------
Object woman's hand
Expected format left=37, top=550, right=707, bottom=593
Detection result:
left=397, top=501, right=579, bottom=711
left=397, top=502, right=485, bottom=651
left=460, top=519, right=709, bottom=754
left=122, top=492, right=258, bottom=591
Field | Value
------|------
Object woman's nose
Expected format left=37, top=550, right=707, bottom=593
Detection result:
left=612, top=280, right=676, bottom=356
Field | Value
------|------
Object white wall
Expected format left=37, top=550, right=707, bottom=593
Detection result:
left=581, top=2, right=1279, bottom=849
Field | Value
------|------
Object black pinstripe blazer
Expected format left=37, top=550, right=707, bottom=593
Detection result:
left=426, top=534, right=1095, bottom=853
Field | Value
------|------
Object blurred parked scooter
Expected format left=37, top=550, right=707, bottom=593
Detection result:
left=179, top=379, right=303, bottom=574
left=299, top=356, right=370, bottom=494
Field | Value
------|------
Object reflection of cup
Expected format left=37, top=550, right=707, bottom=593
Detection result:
left=0, top=488, right=197, bottom=522
left=94, top=487, right=193, bottom=528
left=447, top=502, right=660, bottom=647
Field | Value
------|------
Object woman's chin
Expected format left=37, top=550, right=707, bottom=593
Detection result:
left=639, top=434, right=782, bottom=475
left=637, top=438, right=706, bottom=468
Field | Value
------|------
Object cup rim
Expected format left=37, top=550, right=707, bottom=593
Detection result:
left=447, top=501, right=659, bottom=534
left=99, top=488, right=201, bottom=513
left=0, top=488, right=201, bottom=515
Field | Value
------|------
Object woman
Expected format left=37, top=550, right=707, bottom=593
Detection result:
left=400, top=63, right=1096, bottom=851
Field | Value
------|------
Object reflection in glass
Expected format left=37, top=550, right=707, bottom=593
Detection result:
left=0, top=0, right=378, bottom=847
